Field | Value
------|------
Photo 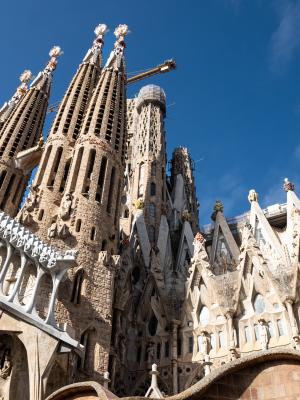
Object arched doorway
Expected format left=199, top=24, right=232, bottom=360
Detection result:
left=0, top=333, right=29, bottom=400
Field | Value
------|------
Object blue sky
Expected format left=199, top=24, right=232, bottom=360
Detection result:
left=1, top=0, right=300, bottom=225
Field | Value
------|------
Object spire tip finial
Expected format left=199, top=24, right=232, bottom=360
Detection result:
left=114, top=24, right=129, bottom=40
left=94, top=24, right=108, bottom=37
left=49, top=46, right=63, bottom=59
left=20, top=70, right=33, bottom=84
left=283, top=177, right=295, bottom=192
left=114, top=24, right=129, bottom=37
left=44, top=46, right=63, bottom=74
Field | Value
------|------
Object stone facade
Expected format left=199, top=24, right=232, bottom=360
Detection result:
left=0, top=22, right=300, bottom=400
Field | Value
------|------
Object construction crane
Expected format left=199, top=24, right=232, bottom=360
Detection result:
left=47, top=59, right=176, bottom=114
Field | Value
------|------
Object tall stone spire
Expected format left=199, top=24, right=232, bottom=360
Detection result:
left=121, top=85, right=167, bottom=244
left=22, top=24, right=108, bottom=235
left=0, top=47, right=62, bottom=217
left=0, top=69, right=33, bottom=131
left=58, top=23, right=129, bottom=251
left=19, top=24, right=129, bottom=379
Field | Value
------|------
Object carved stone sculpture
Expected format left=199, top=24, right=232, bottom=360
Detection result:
left=203, top=354, right=211, bottom=376
left=59, top=193, right=73, bottom=221
left=228, top=348, right=239, bottom=361
left=248, top=189, right=258, bottom=203
left=47, top=221, right=58, bottom=238
left=199, top=331, right=209, bottom=356
left=258, top=319, right=269, bottom=350
left=25, top=186, right=39, bottom=212
left=0, top=352, right=12, bottom=380
left=293, top=335, right=300, bottom=351
left=147, top=342, right=155, bottom=364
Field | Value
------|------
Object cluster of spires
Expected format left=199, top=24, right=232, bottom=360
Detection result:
left=0, top=24, right=130, bottom=218
left=0, top=23, right=129, bottom=127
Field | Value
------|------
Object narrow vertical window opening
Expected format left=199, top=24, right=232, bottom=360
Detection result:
left=70, top=147, right=84, bottom=192
left=75, top=219, right=81, bottom=233
left=90, top=227, right=96, bottom=241
left=95, top=157, right=107, bottom=202
left=48, top=147, right=63, bottom=187
left=82, top=149, right=96, bottom=195
left=106, top=167, right=116, bottom=213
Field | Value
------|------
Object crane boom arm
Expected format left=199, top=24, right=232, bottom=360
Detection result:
left=47, top=59, right=176, bottom=114
left=127, top=59, right=176, bottom=84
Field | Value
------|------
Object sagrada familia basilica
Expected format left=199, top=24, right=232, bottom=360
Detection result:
left=0, top=23, right=300, bottom=400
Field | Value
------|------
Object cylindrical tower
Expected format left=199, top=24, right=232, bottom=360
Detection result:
left=24, top=25, right=108, bottom=239
left=131, top=84, right=167, bottom=244
left=0, top=47, right=62, bottom=217
left=20, top=25, right=129, bottom=380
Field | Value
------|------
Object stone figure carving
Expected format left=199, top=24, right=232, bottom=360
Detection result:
left=182, top=209, right=191, bottom=222
left=150, top=247, right=164, bottom=287
left=47, top=221, right=57, bottom=238
left=229, top=348, right=239, bottom=361
left=203, top=354, right=211, bottom=376
left=199, top=331, right=209, bottom=356
left=192, top=232, right=213, bottom=276
left=293, top=335, right=300, bottom=350
left=211, top=200, right=223, bottom=220
left=0, top=352, right=12, bottom=380
left=134, top=198, right=144, bottom=210
left=147, top=342, right=155, bottom=363
left=193, top=232, right=205, bottom=259
left=47, top=219, right=70, bottom=239
left=25, top=185, right=39, bottom=212
left=248, top=189, right=258, bottom=203
left=258, top=319, right=269, bottom=350
left=59, top=193, right=73, bottom=220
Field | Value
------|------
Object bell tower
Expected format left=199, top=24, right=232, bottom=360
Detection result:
left=124, top=85, right=167, bottom=244
left=23, top=25, right=108, bottom=237
left=19, top=24, right=129, bottom=379
left=0, top=47, right=62, bottom=217
left=59, top=23, right=128, bottom=253
left=0, top=69, right=33, bottom=132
